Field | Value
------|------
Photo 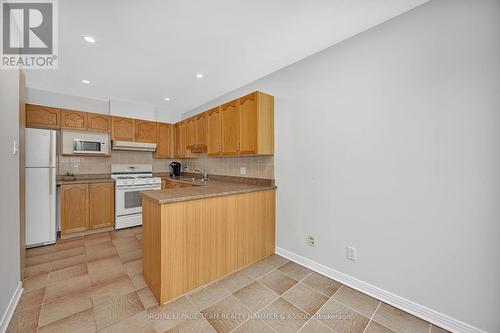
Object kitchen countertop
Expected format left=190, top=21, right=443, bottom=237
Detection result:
left=57, top=174, right=114, bottom=185
left=142, top=178, right=276, bottom=204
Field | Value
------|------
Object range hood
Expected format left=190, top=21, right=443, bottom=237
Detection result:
left=112, top=140, right=157, bottom=152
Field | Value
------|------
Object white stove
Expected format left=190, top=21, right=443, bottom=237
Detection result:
left=111, top=165, right=161, bottom=229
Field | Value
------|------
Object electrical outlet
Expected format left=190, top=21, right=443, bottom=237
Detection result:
left=347, top=246, right=357, bottom=261
left=240, top=167, right=247, bottom=175
left=307, top=235, right=315, bottom=247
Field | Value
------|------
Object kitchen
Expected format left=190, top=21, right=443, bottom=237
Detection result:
left=24, top=90, right=275, bottom=242
left=1, top=1, right=499, bottom=333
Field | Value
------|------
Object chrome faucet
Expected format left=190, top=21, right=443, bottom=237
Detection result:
left=194, top=168, right=209, bottom=181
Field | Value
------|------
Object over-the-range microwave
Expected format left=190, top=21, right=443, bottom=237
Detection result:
left=61, top=130, right=110, bottom=155
left=73, top=139, right=107, bottom=154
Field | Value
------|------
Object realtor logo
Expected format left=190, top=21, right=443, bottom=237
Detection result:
left=1, top=0, right=58, bottom=69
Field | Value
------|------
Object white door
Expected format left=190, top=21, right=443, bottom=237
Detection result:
left=25, top=167, right=55, bottom=246
left=26, top=128, right=56, bottom=168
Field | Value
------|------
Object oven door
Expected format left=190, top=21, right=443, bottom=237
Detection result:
left=115, top=184, right=160, bottom=217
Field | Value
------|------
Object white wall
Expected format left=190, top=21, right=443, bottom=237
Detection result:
left=109, top=99, right=155, bottom=121
left=0, top=71, right=21, bottom=330
left=155, top=107, right=180, bottom=124
left=26, top=87, right=109, bottom=114
left=184, top=1, right=500, bottom=332
left=26, top=88, right=180, bottom=123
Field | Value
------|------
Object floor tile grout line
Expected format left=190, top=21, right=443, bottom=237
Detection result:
left=236, top=271, right=315, bottom=333
left=297, top=282, right=345, bottom=333
left=231, top=264, right=312, bottom=332
left=371, top=302, right=382, bottom=320
left=226, top=278, right=282, bottom=333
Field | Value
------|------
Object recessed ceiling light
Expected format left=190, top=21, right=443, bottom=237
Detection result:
left=83, top=36, right=95, bottom=43
left=164, top=97, right=171, bottom=101
left=81, top=79, right=90, bottom=84
left=196, top=73, right=203, bottom=79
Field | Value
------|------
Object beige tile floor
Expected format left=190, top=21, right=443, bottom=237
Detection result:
left=9, top=226, right=451, bottom=333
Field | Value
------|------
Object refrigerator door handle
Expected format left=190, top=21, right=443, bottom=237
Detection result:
left=49, top=167, right=53, bottom=195
left=49, top=131, right=54, bottom=167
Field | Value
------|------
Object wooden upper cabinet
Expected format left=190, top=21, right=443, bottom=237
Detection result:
left=239, top=92, right=258, bottom=154
left=195, top=113, right=208, bottom=150
left=156, top=123, right=174, bottom=158
left=173, top=123, right=180, bottom=157
left=221, top=99, right=240, bottom=155
left=60, top=184, right=89, bottom=235
left=176, top=121, right=196, bottom=158
left=254, top=91, right=274, bottom=155
left=179, top=121, right=186, bottom=156
left=87, top=113, right=111, bottom=132
left=61, top=109, right=87, bottom=130
left=89, top=183, right=114, bottom=229
left=135, top=119, right=157, bottom=143
left=111, top=116, right=135, bottom=141
left=26, top=104, right=61, bottom=128
left=207, top=107, right=222, bottom=156
left=185, top=117, right=197, bottom=148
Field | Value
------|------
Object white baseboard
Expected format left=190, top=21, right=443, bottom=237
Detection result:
left=0, top=282, right=23, bottom=333
left=275, top=247, right=486, bottom=333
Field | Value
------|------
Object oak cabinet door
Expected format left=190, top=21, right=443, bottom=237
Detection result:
left=221, top=100, right=240, bottom=155
left=173, top=123, right=180, bottom=157
left=89, top=183, right=114, bottom=229
left=61, top=109, right=87, bottom=130
left=195, top=113, right=208, bottom=148
left=135, top=120, right=157, bottom=143
left=112, top=116, right=135, bottom=141
left=156, top=123, right=174, bottom=158
left=174, top=122, right=185, bottom=157
left=61, top=184, right=89, bottom=235
left=186, top=118, right=197, bottom=148
left=26, top=104, right=61, bottom=128
left=239, top=92, right=258, bottom=154
left=207, top=107, right=222, bottom=156
left=179, top=121, right=186, bottom=157
left=87, top=113, right=111, bottom=132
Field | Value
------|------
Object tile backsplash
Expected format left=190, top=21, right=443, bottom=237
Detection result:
left=58, top=151, right=174, bottom=175
left=182, top=154, right=274, bottom=179
left=58, top=151, right=274, bottom=179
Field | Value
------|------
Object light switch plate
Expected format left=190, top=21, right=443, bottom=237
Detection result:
left=347, top=246, right=357, bottom=261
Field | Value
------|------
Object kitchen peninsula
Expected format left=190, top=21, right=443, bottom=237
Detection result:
left=141, top=177, right=276, bottom=304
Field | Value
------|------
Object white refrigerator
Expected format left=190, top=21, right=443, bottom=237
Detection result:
left=25, top=128, right=57, bottom=247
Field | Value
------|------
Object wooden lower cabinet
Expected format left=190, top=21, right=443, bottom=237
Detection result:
left=142, top=189, right=276, bottom=303
left=89, top=183, right=114, bottom=229
left=60, top=182, right=114, bottom=235
left=60, top=184, right=89, bottom=235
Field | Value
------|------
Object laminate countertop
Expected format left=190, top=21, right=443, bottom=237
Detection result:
left=142, top=179, right=276, bottom=204
left=56, top=175, right=114, bottom=185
